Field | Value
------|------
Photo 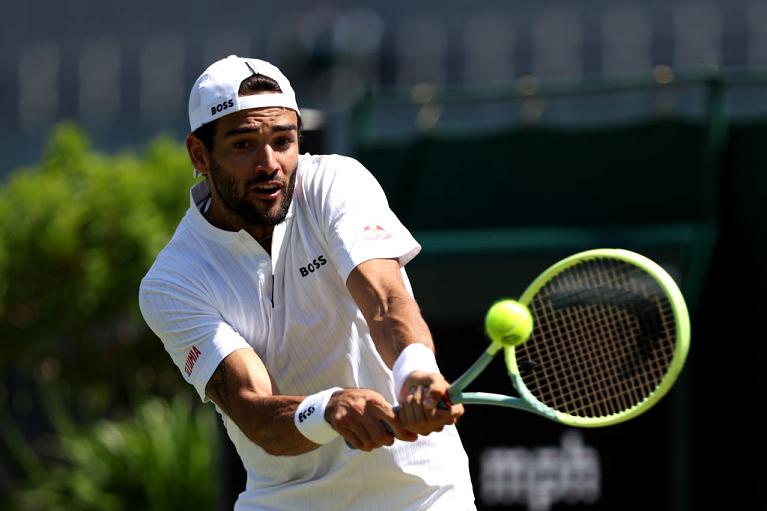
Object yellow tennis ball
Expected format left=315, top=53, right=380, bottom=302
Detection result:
left=485, top=299, right=534, bottom=347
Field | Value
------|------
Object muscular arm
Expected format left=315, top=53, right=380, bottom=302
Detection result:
left=205, top=347, right=409, bottom=453
left=346, top=258, right=434, bottom=367
left=347, top=258, right=464, bottom=434
left=205, top=348, right=319, bottom=456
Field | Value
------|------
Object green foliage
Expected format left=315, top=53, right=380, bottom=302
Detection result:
left=0, top=122, right=195, bottom=386
left=3, top=394, right=218, bottom=511
left=0, top=123, right=215, bottom=509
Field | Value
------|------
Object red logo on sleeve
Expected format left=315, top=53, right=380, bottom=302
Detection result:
left=184, top=346, right=202, bottom=376
left=362, top=224, right=391, bottom=241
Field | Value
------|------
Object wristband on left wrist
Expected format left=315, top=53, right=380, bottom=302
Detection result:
left=294, top=387, right=343, bottom=445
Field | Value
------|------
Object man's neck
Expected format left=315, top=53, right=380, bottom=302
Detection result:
left=204, top=201, right=274, bottom=248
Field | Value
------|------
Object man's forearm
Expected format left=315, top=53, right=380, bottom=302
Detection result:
left=345, top=258, right=462, bottom=436
left=205, top=352, right=321, bottom=456
left=365, top=291, right=435, bottom=368
left=229, top=393, right=321, bottom=456
left=214, top=385, right=410, bottom=454
left=345, top=259, right=435, bottom=368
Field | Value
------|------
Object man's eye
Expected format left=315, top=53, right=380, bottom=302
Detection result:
left=275, top=137, right=294, bottom=149
left=233, top=140, right=252, bottom=149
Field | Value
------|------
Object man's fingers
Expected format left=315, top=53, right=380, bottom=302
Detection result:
left=401, top=372, right=450, bottom=408
left=338, top=428, right=365, bottom=450
left=384, top=417, right=418, bottom=442
left=326, top=388, right=401, bottom=450
left=401, top=385, right=426, bottom=424
left=339, top=419, right=394, bottom=451
left=395, top=374, right=465, bottom=436
left=400, top=384, right=444, bottom=435
left=424, top=386, right=446, bottom=411
left=365, top=410, right=396, bottom=448
left=324, top=386, right=457, bottom=448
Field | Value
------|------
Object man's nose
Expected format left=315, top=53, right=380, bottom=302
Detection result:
left=253, top=144, right=277, bottom=171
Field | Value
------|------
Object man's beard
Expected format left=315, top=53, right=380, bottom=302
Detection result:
left=208, top=157, right=296, bottom=227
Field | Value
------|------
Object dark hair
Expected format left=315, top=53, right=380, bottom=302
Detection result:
left=192, top=73, right=301, bottom=151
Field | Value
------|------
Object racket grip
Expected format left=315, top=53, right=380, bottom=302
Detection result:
left=385, top=399, right=449, bottom=432
left=344, top=398, right=451, bottom=448
left=382, top=410, right=396, bottom=435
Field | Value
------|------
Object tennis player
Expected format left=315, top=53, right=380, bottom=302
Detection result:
left=139, top=55, right=475, bottom=510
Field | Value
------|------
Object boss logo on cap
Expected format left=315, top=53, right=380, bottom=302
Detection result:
left=210, top=99, right=235, bottom=116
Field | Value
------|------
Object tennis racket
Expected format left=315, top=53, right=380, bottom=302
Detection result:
left=441, top=248, right=690, bottom=427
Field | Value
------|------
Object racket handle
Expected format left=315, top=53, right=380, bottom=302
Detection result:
left=344, top=399, right=451, bottom=448
left=382, top=409, right=396, bottom=436
left=384, top=399, right=449, bottom=433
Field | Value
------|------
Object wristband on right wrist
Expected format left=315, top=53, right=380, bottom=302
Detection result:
left=392, top=343, right=440, bottom=398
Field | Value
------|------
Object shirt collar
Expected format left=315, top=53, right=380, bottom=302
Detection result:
left=185, top=178, right=295, bottom=243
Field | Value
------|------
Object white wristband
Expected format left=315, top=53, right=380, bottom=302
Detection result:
left=294, top=387, right=342, bottom=445
left=392, top=343, right=440, bottom=398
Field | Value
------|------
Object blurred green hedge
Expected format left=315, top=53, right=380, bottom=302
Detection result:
left=0, top=122, right=196, bottom=389
left=0, top=123, right=217, bottom=509
left=3, top=394, right=217, bottom=511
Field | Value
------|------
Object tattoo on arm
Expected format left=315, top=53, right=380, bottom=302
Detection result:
left=209, top=363, right=233, bottom=417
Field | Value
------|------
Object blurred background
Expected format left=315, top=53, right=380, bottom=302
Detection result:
left=1, top=0, right=766, bottom=509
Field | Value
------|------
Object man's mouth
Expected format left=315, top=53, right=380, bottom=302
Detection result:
left=251, top=181, right=282, bottom=199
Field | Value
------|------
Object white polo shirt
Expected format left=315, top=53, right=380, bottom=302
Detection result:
left=139, top=153, right=475, bottom=511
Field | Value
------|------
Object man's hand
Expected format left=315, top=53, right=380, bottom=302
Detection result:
left=397, top=371, right=464, bottom=436
left=325, top=388, right=418, bottom=451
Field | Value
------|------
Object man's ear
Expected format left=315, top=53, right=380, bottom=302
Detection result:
left=186, top=134, right=211, bottom=177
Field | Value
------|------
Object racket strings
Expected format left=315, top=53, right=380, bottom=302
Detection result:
left=559, top=266, right=675, bottom=416
left=534, top=295, right=641, bottom=415
left=559, top=270, right=636, bottom=412
left=527, top=270, right=629, bottom=412
left=562, top=263, right=674, bottom=415
left=517, top=258, right=677, bottom=418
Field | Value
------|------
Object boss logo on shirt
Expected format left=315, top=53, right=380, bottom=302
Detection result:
left=299, top=255, right=327, bottom=277
left=210, top=99, right=235, bottom=116
left=298, top=406, right=315, bottom=423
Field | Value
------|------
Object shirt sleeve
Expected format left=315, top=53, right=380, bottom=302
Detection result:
left=138, top=274, right=252, bottom=402
left=307, top=155, right=421, bottom=283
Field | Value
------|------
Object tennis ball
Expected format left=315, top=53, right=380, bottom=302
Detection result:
left=485, top=299, right=534, bottom=347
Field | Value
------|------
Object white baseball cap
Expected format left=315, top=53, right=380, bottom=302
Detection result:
left=188, top=55, right=300, bottom=132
